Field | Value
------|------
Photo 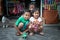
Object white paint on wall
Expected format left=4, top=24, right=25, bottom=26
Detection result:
left=40, top=0, right=42, bottom=17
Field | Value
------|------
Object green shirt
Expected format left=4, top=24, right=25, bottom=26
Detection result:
left=15, top=16, right=29, bottom=27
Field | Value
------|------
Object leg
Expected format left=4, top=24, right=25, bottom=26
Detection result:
left=38, top=26, right=43, bottom=32
left=29, top=28, right=34, bottom=36
left=6, top=24, right=8, bottom=28
left=38, top=26, right=44, bottom=35
left=2, top=22, right=5, bottom=28
left=5, top=21, right=8, bottom=28
left=29, top=24, right=35, bottom=36
left=15, top=22, right=24, bottom=36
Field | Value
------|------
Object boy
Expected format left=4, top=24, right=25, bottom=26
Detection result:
left=29, top=3, right=35, bottom=16
left=14, top=10, right=30, bottom=36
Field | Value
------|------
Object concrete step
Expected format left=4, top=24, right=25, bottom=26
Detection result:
left=43, top=23, right=60, bottom=27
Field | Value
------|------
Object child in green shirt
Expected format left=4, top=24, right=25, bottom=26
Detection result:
left=14, top=10, right=30, bottom=36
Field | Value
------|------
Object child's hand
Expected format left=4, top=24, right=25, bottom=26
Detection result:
left=19, top=32, right=23, bottom=35
left=29, top=25, right=31, bottom=29
left=37, top=22, right=40, bottom=25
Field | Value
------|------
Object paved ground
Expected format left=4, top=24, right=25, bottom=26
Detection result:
left=0, top=26, right=60, bottom=40
left=0, top=19, right=60, bottom=40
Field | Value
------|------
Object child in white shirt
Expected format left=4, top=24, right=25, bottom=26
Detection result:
left=29, top=9, right=44, bottom=36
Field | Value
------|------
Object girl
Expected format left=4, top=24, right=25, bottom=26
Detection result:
left=29, top=9, right=44, bottom=36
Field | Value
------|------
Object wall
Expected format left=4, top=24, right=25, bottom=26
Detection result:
left=0, top=0, right=2, bottom=16
left=57, top=2, right=60, bottom=19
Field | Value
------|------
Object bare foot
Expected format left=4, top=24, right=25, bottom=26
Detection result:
left=16, top=32, right=20, bottom=36
left=29, top=33, right=34, bottom=36
left=40, top=32, right=44, bottom=36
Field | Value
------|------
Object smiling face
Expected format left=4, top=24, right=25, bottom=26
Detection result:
left=23, top=12, right=30, bottom=20
left=33, top=10, right=39, bottom=19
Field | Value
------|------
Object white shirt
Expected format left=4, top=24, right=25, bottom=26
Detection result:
left=2, top=16, right=6, bottom=23
left=29, top=17, right=42, bottom=22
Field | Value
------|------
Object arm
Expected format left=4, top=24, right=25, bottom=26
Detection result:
left=14, top=24, right=23, bottom=34
left=15, top=17, right=21, bottom=26
left=39, top=21, right=43, bottom=26
left=23, top=22, right=31, bottom=32
left=23, top=28, right=29, bottom=32
left=15, top=16, right=23, bottom=34
left=38, top=17, right=43, bottom=26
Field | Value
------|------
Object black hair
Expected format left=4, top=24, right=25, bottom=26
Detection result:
left=23, top=9, right=30, bottom=14
left=29, top=2, right=36, bottom=8
left=33, top=8, right=40, bottom=16
left=33, top=8, right=40, bottom=13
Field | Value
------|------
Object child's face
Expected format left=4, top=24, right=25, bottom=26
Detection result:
left=24, top=12, right=30, bottom=20
left=33, top=11, right=39, bottom=19
left=29, top=5, right=35, bottom=9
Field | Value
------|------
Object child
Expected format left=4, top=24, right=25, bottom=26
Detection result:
left=14, top=10, right=30, bottom=36
left=29, top=9, right=44, bottom=36
left=29, top=3, right=35, bottom=16
left=2, top=16, right=9, bottom=28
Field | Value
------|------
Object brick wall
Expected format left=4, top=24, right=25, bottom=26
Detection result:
left=57, top=2, right=60, bottom=19
left=43, top=10, right=58, bottom=24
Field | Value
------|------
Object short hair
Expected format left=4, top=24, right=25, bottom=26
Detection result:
left=33, top=8, right=40, bottom=13
left=29, top=2, right=35, bottom=8
left=23, top=9, right=30, bottom=14
left=33, top=8, right=40, bottom=16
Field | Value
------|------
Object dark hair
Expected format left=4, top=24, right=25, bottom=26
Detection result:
left=33, top=8, right=40, bottom=16
left=33, top=8, right=40, bottom=13
left=29, top=2, right=35, bottom=8
left=23, top=9, right=30, bottom=14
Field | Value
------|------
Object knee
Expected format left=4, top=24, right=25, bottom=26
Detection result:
left=38, top=26, right=43, bottom=32
left=29, top=26, right=34, bottom=30
left=40, top=26, right=43, bottom=29
left=38, top=26, right=43, bottom=30
left=18, top=22, right=24, bottom=28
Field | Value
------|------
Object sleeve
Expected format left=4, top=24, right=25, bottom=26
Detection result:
left=15, top=16, right=22, bottom=27
left=38, top=17, right=42, bottom=22
left=29, top=17, right=34, bottom=22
